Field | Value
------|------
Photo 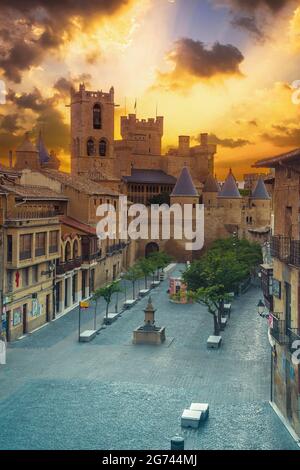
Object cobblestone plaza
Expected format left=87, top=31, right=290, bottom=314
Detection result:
left=0, top=266, right=298, bottom=450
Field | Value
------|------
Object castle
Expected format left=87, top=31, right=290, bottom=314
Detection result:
left=0, top=83, right=272, bottom=341
left=10, top=83, right=272, bottom=261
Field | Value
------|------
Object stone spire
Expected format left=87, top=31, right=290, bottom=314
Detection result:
left=37, top=130, right=50, bottom=164
left=171, top=166, right=198, bottom=197
left=251, top=176, right=270, bottom=200
left=218, top=168, right=241, bottom=198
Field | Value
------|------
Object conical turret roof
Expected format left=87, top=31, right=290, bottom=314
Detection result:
left=17, top=132, right=38, bottom=153
left=218, top=169, right=241, bottom=198
left=171, top=167, right=198, bottom=197
left=251, top=176, right=270, bottom=200
left=203, top=174, right=219, bottom=193
left=37, top=130, right=50, bottom=164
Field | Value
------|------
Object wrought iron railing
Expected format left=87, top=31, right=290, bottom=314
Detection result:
left=56, top=257, right=82, bottom=275
left=271, top=236, right=300, bottom=267
left=19, top=250, right=32, bottom=260
left=269, top=313, right=289, bottom=345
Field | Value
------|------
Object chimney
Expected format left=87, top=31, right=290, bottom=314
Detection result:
left=9, top=150, right=13, bottom=168
left=200, top=133, right=208, bottom=146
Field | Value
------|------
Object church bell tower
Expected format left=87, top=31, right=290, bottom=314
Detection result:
left=70, top=83, right=115, bottom=178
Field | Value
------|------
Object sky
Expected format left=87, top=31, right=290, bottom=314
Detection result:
left=0, top=0, right=300, bottom=178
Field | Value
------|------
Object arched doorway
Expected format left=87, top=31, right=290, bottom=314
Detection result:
left=145, top=242, right=159, bottom=258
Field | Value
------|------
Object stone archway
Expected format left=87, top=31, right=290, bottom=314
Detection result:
left=145, top=242, right=159, bottom=258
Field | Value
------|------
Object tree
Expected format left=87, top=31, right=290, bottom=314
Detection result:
left=148, top=193, right=170, bottom=205
left=137, top=258, right=155, bottom=288
left=148, top=251, right=173, bottom=280
left=183, top=238, right=261, bottom=335
left=123, top=264, right=143, bottom=299
left=96, top=281, right=123, bottom=322
left=91, top=288, right=103, bottom=330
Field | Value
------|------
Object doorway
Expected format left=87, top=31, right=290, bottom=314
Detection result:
left=6, top=310, right=11, bottom=342
left=46, top=294, right=51, bottom=322
left=22, top=304, right=27, bottom=334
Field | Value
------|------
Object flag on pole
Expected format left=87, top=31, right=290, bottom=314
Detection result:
left=134, top=98, right=137, bottom=114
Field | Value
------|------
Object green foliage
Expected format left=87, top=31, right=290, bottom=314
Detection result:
left=183, top=237, right=262, bottom=334
left=123, top=264, right=143, bottom=283
left=95, top=280, right=122, bottom=319
left=148, top=251, right=173, bottom=270
left=148, top=193, right=170, bottom=205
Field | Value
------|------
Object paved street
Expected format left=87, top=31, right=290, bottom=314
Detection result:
left=0, top=265, right=298, bottom=450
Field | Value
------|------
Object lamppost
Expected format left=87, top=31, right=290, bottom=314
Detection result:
left=257, top=299, right=269, bottom=318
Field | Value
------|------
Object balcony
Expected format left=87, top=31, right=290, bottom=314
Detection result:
left=49, top=245, right=58, bottom=254
left=106, top=242, right=127, bottom=256
left=56, top=257, right=82, bottom=275
left=269, top=313, right=289, bottom=345
left=271, top=236, right=300, bottom=267
left=35, top=247, right=46, bottom=257
left=6, top=209, right=63, bottom=221
left=19, top=250, right=32, bottom=261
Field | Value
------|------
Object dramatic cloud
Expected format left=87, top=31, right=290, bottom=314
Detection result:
left=156, top=38, right=244, bottom=89
left=7, top=87, right=52, bottom=111
left=53, top=74, right=92, bottom=97
left=0, top=113, right=23, bottom=133
left=0, top=1, right=130, bottom=82
left=231, top=16, right=264, bottom=40
left=261, top=127, right=300, bottom=147
left=207, top=133, right=251, bottom=148
left=215, top=0, right=292, bottom=13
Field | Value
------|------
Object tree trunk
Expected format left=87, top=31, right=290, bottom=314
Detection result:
left=218, top=300, right=224, bottom=328
left=145, top=276, right=147, bottom=289
left=106, top=302, right=109, bottom=320
left=133, top=281, right=135, bottom=299
left=213, top=314, right=220, bottom=336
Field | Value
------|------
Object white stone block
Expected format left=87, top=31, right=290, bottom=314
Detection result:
left=123, top=299, right=137, bottom=309
left=207, top=335, right=222, bottom=349
left=139, top=289, right=150, bottom=297
left=79, top=330, right=97, bottom=342
left=181, top=409, right=201, bottom=429
left=190, top=403, right=209, bottom=421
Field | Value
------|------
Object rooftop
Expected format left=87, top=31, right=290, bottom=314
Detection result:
left=0, top=182, right=68, bottom=201
left=171, top=167, right=198, bottom=197
left=122, top=169, right=176, bottom=185
left=251, top=177, right=270, bottom=200
left=42, top=169, right=120, bottom=196
left=203, top=174, right=220, bottom=193
left=254, top=148, right=300, bottom=168
left=218, top=169, right=241, bottom=199
left=60, top=215, right=96, bottom=236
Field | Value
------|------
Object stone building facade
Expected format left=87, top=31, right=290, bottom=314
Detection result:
left=256, top=148, right=300, bottom=439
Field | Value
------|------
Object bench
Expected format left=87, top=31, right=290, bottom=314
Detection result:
left=190, top=403, right=209, bottom=421
left=105, top=313, right=119, bottom=324
left=220, top=317, right=228, bottom=330
left=123, top=299, right=137, bottom=309
left=151, top=281, right=160, bottom=288
left=207, top=335, right=222, bottom=349
left=181, top=409, right=202, bottom=429
left=139, top=289, right=150, bottom=297
left=79, top=330, right=97, bottom=342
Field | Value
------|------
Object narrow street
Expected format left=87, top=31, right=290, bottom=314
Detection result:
left=0, top=265, right=298, bottom=450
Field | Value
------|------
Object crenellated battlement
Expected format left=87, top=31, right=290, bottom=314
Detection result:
left=121, top=114, right=164, bottom=135
left=71, top=83, right=114, bottom=103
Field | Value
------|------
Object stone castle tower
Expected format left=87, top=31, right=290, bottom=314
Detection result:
left=70, top=83, right=116, bottom=179
left=120, top=114, right=164, bottom=156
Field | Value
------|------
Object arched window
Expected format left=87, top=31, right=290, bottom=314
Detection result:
left=65, top=241, right=71, bottom=261
left=99, top=139, right=107, bottom=157
left=73, top=239, right=79, bottom=259
left=93, top=104, right=101, bottom=129
left=87, top=138, right=95, bottom=156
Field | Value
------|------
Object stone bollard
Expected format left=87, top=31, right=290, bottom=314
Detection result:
left=171, top=436, right=184, bottom=450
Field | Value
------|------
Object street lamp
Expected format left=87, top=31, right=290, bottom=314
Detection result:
left=257, top=299, right=268, bottom=318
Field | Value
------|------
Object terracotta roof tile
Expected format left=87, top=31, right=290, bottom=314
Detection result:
left=0, top=183, right=68, bottom=200
left=42, top=169, right=120, bottom=196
